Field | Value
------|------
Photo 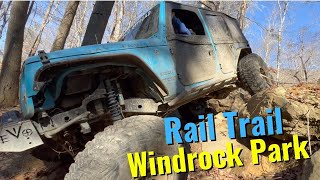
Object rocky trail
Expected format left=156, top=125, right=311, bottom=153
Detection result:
left=0, top=84, right=319, bottom=180
left=0, top=151, right=70, bottom=180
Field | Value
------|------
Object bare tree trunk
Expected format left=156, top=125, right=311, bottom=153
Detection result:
left=199, top=1, right=220, bottom=11
left=264, top=42, right=272, bottom=63
left=298, top=31, right=312, bottom=83
left=109, top=2, right=118, bottom=42
left=299, top=47, right=312, bottom=83
left=264, top=20, right=273, bottom=64
left=28, top=0, right=55, bottom=56
left=300, top=56, right=308, bottom=82
left=292, top=71, right=302, bottom=84
left=26, top=1, right=34, bottom=18
left=109, top=1, right=125, bottom=42
left=0, top=1, right=30, bottom=107
left=128, top=1, right=137, bottom=28
left=0, top=1, right=12, bottom=39
left=238, top=0, right=248, bottom=29
left=51, top=1, right=79, bottom=52
left=275, top=1, right=288, bottom=85
left=76, top=1, right=89, bottom=47
left=298, top=40, right=307, bottom=83
left=82, top=1, right=114, bottom=46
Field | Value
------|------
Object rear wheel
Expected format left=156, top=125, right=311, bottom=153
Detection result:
left=238, top=53, right=274, bottom=94
left=65, top=115, right=189, bottom=180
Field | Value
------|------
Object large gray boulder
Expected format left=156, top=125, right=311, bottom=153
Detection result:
left=299, top=150, right=320, bottom=180
left=239, top=86, right=320, bottom=142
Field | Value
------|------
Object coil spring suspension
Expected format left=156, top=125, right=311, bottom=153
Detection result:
left=105, top=80, right=122, bottom=121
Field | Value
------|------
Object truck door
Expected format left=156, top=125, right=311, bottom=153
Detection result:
left=203, top=12, right=238, bottom=74
left=166, top=4, right=216, bottom=86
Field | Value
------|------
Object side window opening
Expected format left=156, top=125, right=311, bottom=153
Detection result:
left=171, top=9, right=205, bottom=35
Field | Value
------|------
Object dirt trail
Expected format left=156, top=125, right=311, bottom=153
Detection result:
left=0, top=108, right=70, bottom=180
left=0, top=151, right=70, bottom=180
left=0, top=84, right=319, bottom=179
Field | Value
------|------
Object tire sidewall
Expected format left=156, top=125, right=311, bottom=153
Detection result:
left=238, top=53, right=274, bottom=94
left=65, top=115, right=189, bottom=180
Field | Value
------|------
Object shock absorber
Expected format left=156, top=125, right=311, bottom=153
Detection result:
left=104, top=80, right=122, bottom=121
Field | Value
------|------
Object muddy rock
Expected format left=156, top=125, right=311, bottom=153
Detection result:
left=196, top=113, right=303, bottom=179
left=0, top=150, right=70, bottom=180
left=207, top=87, right=251, bottom=113
left=239, top=86, right=320, bottom=142
left=299, top=150, right=320, bottom=180
left=195, top=85, right=319, bottom=179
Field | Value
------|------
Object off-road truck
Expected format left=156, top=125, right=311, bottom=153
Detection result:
left=0, top=2, right=273, bottom=179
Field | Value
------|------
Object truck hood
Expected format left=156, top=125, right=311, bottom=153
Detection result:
left=24, top=38, right=166, bottom=64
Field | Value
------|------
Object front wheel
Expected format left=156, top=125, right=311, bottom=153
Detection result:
left=238, top=53, right=274, bottom=94
left=65, top=115, right=189, bottom=180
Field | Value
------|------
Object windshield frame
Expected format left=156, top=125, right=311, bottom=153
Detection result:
left=120, top=3, right=164, bottom=42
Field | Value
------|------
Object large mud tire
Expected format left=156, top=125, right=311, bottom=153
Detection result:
left=65, top=115, right=189, bottom=180
left=238, top=53, right=274, bottom=94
